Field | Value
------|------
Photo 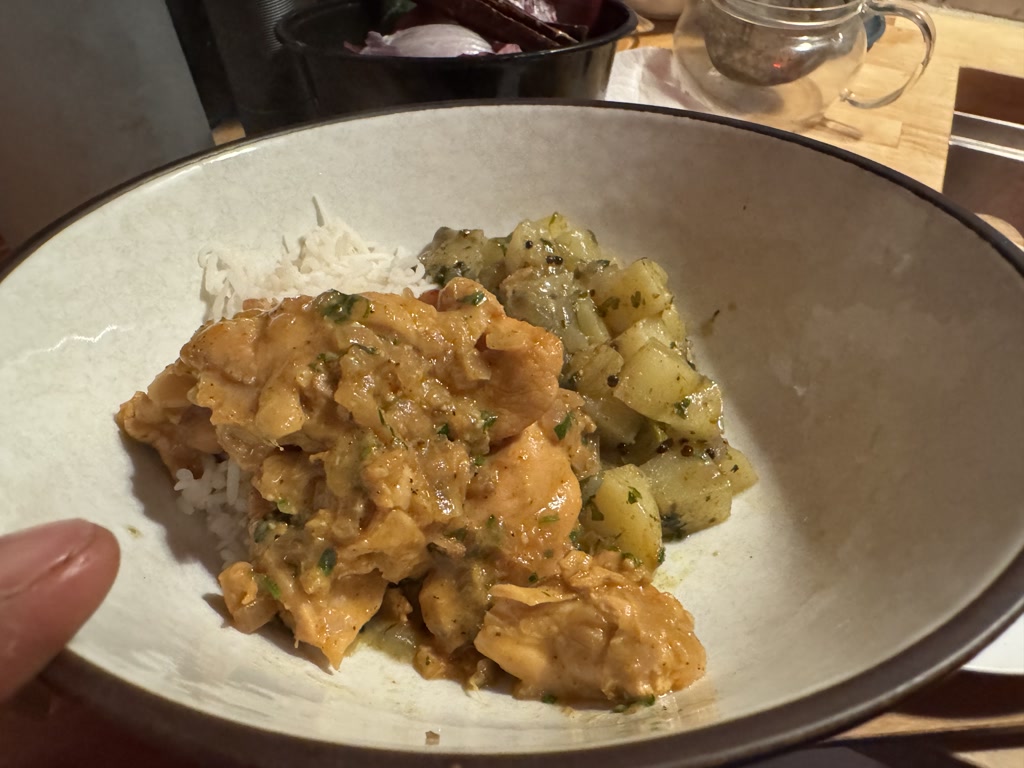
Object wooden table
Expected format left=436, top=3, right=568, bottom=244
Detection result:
left=3, top=8, right=1023, bottom=766
left=624, top=8, right=1024, bottom=192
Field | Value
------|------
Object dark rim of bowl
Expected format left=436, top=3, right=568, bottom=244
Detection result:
left=274, top=0, right=638, bottom=62
left=6, top=101, right=1023, bottom=768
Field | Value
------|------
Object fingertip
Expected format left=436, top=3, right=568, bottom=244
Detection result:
left=0, top=519, right=122, bottom=701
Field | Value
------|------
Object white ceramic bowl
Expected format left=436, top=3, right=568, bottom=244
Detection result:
left=1, top=103, right=1021, bottom=767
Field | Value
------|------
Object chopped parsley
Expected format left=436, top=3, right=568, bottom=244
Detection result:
left=626, top=487, right=641, bottom=504
left=674, top=397, right=693, bottom=418
left=595, top=296, right=620, bottom=317
left=621, top=552, right=641, bottom=567
left=257, top=574, right=281, bottom=600
left=473, top=455, right=486, bottom=466
left=662, top=515, right=687, bottom=541
left=459, top=291, right=487, bottom=306
left=657, top=546, right=666, bottom=565
left=315, top=290, right=371, bottom=324
left=318, top=548, right=337, bottom=576
left=554, top=412, right=573, bottom=440
left=528, top=572, right=539, bottom=583
left=350, top=343, right=378, bottom=355
left=538, top=514, right=560, bottom=524
left=480, top=411, right=498, bottom=429
left=541, top=693, right=557, bottom=704
left=437, top=423, right=451, bottom=438
left=612, top=694, right=657, bottom=713
left=253, top=520, right=270, bottom=543
left=630, top=290, right=642, bottom=309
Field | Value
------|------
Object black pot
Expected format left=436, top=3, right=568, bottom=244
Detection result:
left=276, top=0, right=637, bottom=118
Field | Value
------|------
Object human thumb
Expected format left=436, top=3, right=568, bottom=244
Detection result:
left=0, top=519, right=120, bottom=701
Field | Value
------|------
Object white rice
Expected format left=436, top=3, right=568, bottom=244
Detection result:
left=198, top=198, right=433, bottom=320
left=176, top=202, right=435, bottom=563
left=174, top=456, right=249, bottom=565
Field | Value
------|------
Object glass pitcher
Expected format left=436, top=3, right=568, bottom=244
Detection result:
left=673, top=0, right=935, bottom=132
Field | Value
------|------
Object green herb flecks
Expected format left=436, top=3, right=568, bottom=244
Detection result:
left=630, top=290, right=642, bottom=309
left=437, top=423, right=451, bottom=438
left=674, top=396, right=693, bottom=418
left=315, top=290, right=372, bottom=324
left=731, top=464, right=739, bottom=473
left=480, top=411, right=498, bottom=429
left=657, top=546, right=666, bottom=565
left=626, top=486, right=641, bottom=504
left=528, top=572, right=539, bottom=584
left=473, top=455, right=486, bottom=466
left=459, top=291, right=487, bottom=306
left=595, top=296, right=620, bottom=317
left=257, top=574, right=281, bottom=600
left=309, top=351, right=340, bottom=371
left=541, top=693, right=557, bottom=704
left=349, top=343, right=378, bottom=355
left=318, top=548, right=337, bottom=576
left=253, top=520, right=270, bottom=543
left=376, top=407, right=406, bottom=447
left=538, top=514, right=560, bottom=525
left=554, top=412, right=573, bottom=440
left=662, top=515, right=687, bottom=542
left=612, top=694, right=657, bottom=713
left=275, top=498, right=294, bottom=515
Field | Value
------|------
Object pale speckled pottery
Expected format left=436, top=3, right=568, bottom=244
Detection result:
left=0, top=103, right=1021, bottom=767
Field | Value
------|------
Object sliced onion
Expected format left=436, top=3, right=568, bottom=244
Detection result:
left=359, top=24, right=498, bottom=58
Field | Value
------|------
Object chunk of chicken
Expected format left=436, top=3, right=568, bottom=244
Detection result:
left=120, top=281, right=580, bottom=672
left=465, top=423, right=580, bottom=583
left=474, top=551, right=706, bottom=701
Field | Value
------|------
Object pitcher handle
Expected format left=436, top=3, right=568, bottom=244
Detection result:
left=842, top=0, right=936, bottom=110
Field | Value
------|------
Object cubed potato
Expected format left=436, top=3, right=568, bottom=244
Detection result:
left=566, top=344, right=624, bottom=399
left=660, top=303, right=686, bottom=340
left=641, top=452, right=732, bottom=540
left=574, top=295, right=612, bottom=347
left=581, top=395, right=645, bottom=446
left=619, top=420, right=670, bottom=466
left=590, top=259, right=673, bottom=334
left=504, top=220, right=552, bottom=272
left=614, top=340, right=723, bottom=442
left=613, top=313, right=681, bottom=361
left=717, top=445, right=758, bottom=495
left=584, top=464, right=662, bottom=572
